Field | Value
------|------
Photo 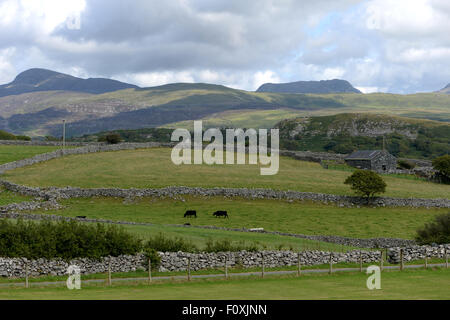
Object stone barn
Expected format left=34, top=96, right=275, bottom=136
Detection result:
left=344, top=150, right=397, bottom=173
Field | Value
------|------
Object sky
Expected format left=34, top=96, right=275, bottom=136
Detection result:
left=0, top=0, right=449, bottom=93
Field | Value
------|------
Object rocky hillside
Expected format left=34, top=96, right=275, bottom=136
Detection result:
left=276, top=113, right=450, bottom=159
left=438, top=83, right=450, bottom=94
left=0, top=69, right=449, bottom=138
left=256, top=79, right=361, bottom=94
left=0, top=68, right=137, bottom=97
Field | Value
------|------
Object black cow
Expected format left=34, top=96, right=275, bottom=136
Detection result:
left=213, top=210, right=228, bottom=218
left=184, top=210, right=197, bottom=218
left=76, top=216, right=87, bottom=219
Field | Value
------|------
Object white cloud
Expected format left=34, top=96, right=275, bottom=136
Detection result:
left=252, top=71, right=280, bottom=89
left=122, top=71, right=195, bottom=87
left=0, top=48, right=17, bottom=83
left=355, top=86, right=386, bottom=93
left=0, top=0, right=448, bottom=93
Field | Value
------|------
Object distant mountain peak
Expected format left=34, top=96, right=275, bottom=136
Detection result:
left=0, top=68, right=138, bottom=97
left=12, top=68, right=70, bottom=86
left=438, top=83, right=450, bottom=94
left=256, top=79, right=362, bottom=94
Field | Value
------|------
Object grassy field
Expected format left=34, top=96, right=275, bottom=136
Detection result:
left=4, top=148, right=450, bottom=199
left=1, top=269, right=448, bottom=299
left=30, top=196, right=445, bottom=239
left=0, top=187, right=31, bottom=205
left=0, top=145, right=64, bottom=164
left=162, top=108, right=306, bottom=129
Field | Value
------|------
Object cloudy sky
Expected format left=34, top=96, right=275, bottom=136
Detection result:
left=0, top=0, right=449, bottom=93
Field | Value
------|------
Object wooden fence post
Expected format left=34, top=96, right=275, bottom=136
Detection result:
left=148, top=258, right=152, bottom=284
left=224, top=256, right=228, bottom=279
left=380, top=250, right=383, bottom=272
left=424, top=256, right=428, bottom=269
left=187, top=257, right=191, bottom=281
left=400, top=249, right=404, bottom=271
left=359, top=250, right=363, bottom=272
left=108, top=258, right=112, bottom=286
left=297, top=252, right=301, bottom=277
left=25, top=263, right=29, bottom=288
left=446, top=248, right=448, bottom=269
left=261, top=253, right=265, bottom=278
left=329, top=252, right=333, bottom=274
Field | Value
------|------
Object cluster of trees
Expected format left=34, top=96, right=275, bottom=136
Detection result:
left=281, top=129, right=450, bottom=159
left=432, top=155, right=450, bottom=184
left=0, top=129, right=30, bottom=141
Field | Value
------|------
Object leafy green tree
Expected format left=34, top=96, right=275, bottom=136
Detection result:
left=397, top=159, right=416, bottom=170
left=432, top=155, right=450, bottom=181
left=105, top=133, right=122, bottom=144
left=415, top=213, right=450, bottom=245
left=344, top=169, right=387, bottom=202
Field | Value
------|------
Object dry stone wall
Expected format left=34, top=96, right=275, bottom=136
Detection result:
left=1, top=245, right=448, bottom=278
left=2, top=179, right=449, bottom=208
left=0, top=142, right=174, bottom=173
left=0, top=140, right=95, bottom=146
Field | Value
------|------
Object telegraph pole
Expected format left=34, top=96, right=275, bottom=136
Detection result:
left=62, top=119, right=66, bottom=153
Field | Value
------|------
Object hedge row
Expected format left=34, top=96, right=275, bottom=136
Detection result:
left=0, top=219, right=142, bottom=260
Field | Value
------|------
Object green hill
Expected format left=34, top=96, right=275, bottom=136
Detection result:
left=0, top=69, right=449, bottom=137
left=0, top=129, right=30, bottom=141
left=277, top=113, right=450, bottom=159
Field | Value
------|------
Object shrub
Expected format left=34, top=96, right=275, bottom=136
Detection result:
left=204, top=238, right=259, bottom=252
left=415, top=213, right=450, bottom=245
left=105, top=133, right=122, bottom=144
left=432, top=155, right=450, bottom=183
left=16, top=135, right=31, bottom=141
left=142, top=247, right=161, bottom=270
left=0, top=219, right=142, bottom=260
left=344, top=169, right=387, bottom=202
left=144, top=233, right=198, bottom=252
left=398, top=159, right=416, bottom=170
left=0, top=130, right=18, bottom=140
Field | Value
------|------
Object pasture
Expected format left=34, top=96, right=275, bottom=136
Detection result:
left=0, top=187, right=31, bottom=205
left=1, top=269, right=448, bottom=300
left=4, top=148, right=450, bottom=199
left=31, top=196, right=445, bottom=239
left=0, top=145, right=64, bottom=164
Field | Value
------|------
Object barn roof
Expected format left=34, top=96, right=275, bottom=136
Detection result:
left=345, top=150, right=384, bottom=160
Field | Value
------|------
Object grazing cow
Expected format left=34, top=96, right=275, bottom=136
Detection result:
left=184, top=210, right=197, bottom=218
left=184, top=223, right=191, bottom=226
left=76, top=216, right=87, bottom=219
left=213, top=210, right=228, bottom=218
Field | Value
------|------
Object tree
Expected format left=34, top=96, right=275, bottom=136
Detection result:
left=104, top=133, right=122, bottom=144
left=432, top=155, right=450, bottom=183
left=344, top=169, right=387, bottom=202
left=415, top=212, right=450, bottom=245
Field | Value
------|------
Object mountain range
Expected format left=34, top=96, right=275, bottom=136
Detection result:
left=438, top=83, right=450, bottom=94
left=0, top=68, right=448, bottom=137
left=257, top=79, right=362, bottom=94
left=0, top=68, right=137, bottom=98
